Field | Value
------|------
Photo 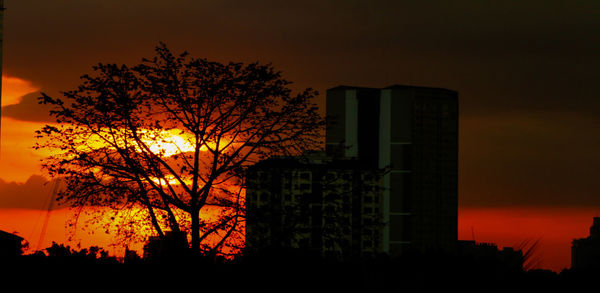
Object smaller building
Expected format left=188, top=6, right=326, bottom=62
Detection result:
left=0, top=230, right=25, bottom=258
left=245, top=152, right=384, bottom=260
left=457, top=240, right=524, bottom=272
left=572, top=217, right=600, bottom=270
left=143, top=231, right=188, bottom=260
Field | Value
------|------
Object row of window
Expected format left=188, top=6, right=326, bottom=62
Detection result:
left=252, top=171, right=378, bottom=182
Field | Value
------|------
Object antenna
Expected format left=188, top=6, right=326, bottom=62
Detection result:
left=471, top=226, right=476, bottom=243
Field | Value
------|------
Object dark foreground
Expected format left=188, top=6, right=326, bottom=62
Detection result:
left=1, top=250, right=597, bottom=293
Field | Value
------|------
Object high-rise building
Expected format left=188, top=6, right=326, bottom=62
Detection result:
left=245, top=153, right=384, bottom=260
left=326, top=85, right=458, bottom=255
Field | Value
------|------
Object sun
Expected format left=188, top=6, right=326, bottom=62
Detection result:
left=141, top=129, right=197, bottom=157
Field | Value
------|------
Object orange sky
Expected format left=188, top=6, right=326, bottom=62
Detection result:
left=0, top=74, right=598, bottom=271
left=0, top=205, right=594, bottom=272
left=1, top=0, right=599, bottom=272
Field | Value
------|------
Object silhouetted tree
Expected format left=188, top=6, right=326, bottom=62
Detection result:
left=35, top=43, right=324, bottom=256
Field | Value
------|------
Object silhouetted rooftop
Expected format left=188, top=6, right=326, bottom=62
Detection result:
left=326, top=85, right=379, bottom=91
left=384, top=84, right=458, bottom=95
left=327, top=84, right=457, bottom=95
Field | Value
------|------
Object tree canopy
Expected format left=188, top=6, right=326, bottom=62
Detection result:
left=35, top=43, right=324, bottom=256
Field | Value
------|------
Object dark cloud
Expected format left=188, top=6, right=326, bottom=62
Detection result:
left=460, top=112, right=600, bottom=207
left=2, top=0, right=599, bottom=206
left=0, top=175, right=63, bottom=210
left=2, top=92, right=53, bottom=122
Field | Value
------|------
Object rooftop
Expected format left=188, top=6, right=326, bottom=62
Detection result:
left=327, top=84, right=457, bottom=95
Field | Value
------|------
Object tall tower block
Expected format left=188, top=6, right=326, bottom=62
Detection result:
left=326, top=85, right=458, bottom=256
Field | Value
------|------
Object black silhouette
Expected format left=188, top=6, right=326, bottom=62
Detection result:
left=572, top=217, right=600, bottom=270
left=325, top=86, right=458, bottom=254
left=0, top=230, right=25, bottom=258
left=34, top=43, right=324, bottom=256
left=9, top=44, right=594, bottom=292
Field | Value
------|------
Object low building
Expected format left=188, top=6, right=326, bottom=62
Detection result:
left=245, top=153, right=384, bottom=260
left=457, top=240, right=524, bottom=272
left=572, top=217, right=600, bottom=270
left=0, top=230, right=25, bottom=258
left=143, top=231, right=188, bottom=260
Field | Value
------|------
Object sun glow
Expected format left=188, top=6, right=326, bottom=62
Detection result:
left=39, top=120, right=245, bottom=254
left=150, top=174, right=193, bottom=186
left=65, top=128, right=230, bottom=160
left=142, top=129, right=197, bottom=157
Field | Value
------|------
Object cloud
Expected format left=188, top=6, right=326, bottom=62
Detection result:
left=0, top=75, right=47, bottom=122
left=2, top=92, right=53, bottom=122
left=1, top=76, right=40, bottom=107
left=2, top=0, right=600, bottom=208
left=0, top=175, right=64, bottom=210
left=459, top=112, right=600, bottom=207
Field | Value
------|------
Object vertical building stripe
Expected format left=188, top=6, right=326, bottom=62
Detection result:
left=344, top=90, right=358, bottom=158
left=380, top=89, right=392, bottom=253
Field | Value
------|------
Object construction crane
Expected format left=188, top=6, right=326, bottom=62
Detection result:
left=35, top=179, right=60, bottom=251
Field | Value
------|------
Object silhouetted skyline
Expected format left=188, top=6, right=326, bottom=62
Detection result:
left=0, top=0, right=599, bottom=272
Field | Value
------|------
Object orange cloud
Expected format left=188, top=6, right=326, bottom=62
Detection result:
left=1, top=76, right=40, bottom=107
left=1, top=75, right=47, bottom=182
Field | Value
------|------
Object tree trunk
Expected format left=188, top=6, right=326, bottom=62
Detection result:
left=191, top=209, right=200, bottom=255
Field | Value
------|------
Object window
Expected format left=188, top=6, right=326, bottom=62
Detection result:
left=390, top=172, right=411, bottom=213
left=260, top=192, right=270, bottom=202
left=299, top=238, right=309, bottom=249
left=326, top=173, right=336, bottom=181
left=325, top=239, right=334, bottom=248
left=391, top=144, right=412, bottom=171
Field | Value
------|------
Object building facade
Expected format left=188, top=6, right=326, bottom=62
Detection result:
left=245, top=153, right=384, bottom=260
left=326, top=85, right=458, bottom=255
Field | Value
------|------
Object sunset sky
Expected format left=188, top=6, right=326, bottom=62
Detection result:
left=1, top=0, right=599, bottom=271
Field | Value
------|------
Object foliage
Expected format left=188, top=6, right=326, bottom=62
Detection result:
left=44, top=242, right=111, bottom=261
left=35, top=43, right=324, bottom=255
